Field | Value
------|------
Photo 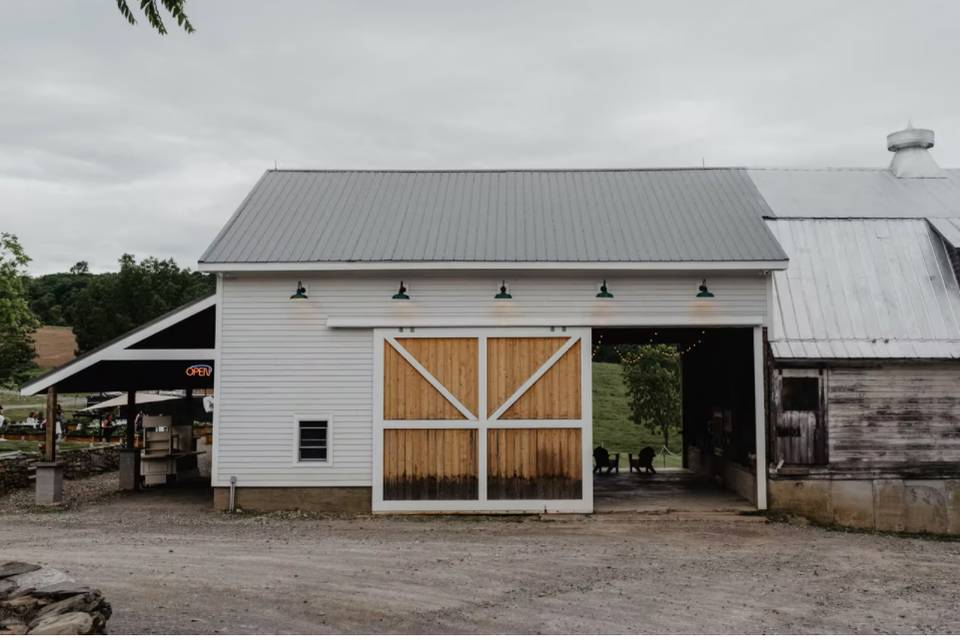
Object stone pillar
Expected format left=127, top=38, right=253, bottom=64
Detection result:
left=118, top=448, right=141, bottom=491
left=35, top=461, right=64, bottom=505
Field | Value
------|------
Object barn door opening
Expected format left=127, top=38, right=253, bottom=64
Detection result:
left=591, top=327, right=763, bottom=512
left=374, top=328, right=592, bottom=513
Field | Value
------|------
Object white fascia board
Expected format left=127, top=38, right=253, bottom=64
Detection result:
left=198, top=260, right=789, bottom=273
left=104, top=349, right=216, bottom=361
left=20, top=295, right=216, bottom=396
left=327, top=315, right=765, bottom=328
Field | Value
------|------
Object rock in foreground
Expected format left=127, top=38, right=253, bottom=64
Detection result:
left=0, top=561, right=111, bottom=635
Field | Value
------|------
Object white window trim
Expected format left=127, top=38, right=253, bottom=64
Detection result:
left=292, top=413, right=333, bottom=466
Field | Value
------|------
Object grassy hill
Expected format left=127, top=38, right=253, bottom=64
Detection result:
left=592, top=361, right=682, bottom=468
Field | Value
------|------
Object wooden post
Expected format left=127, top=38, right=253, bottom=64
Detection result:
left=45, top=386, right=57, bottom=463
left=125, top=390, right=136, bottom=449
left=185, top=388, right=194, bottom=451
left=118, top=390, right=141, bottom=491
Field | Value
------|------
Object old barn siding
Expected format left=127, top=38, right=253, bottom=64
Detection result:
left=827, top=363, right=960, bottom=473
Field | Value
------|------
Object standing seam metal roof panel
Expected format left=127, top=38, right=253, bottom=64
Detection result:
left=200, top=168, right=787, bottom=264
left=766, top=218, right=960, bottom=359
left=928, top=217, right=960, bottom=248
left=748, top=168, right=960, bottom=219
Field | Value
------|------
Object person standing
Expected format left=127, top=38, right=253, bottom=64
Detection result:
left=54, top=404, right=64, bottom=441
left=0, top=405, right=5, bottom=430
left=101, top=413, right=114, bottom=443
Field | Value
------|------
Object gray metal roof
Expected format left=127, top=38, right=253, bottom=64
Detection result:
left=766, top=218, right=960, bottom=359
left=748, top=168, right=960, bottom=219
left=928, top=217, right=960, bottom=248
left=199, top=169, right=787, bottom=264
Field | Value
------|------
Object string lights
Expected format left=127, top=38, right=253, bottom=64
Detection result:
left=592, top=330, right=708, bottom=363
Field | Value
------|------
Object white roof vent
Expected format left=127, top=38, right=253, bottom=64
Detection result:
left=887, top=124, right=943, bottom=178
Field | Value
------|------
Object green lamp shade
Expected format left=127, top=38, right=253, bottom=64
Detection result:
left=596, top=280, right=614, bottom=298
left=494, top=280, right=512, bottom=299
left=392, top=281, right=410, bottom=300
left=696, top=279, right=714, bottom=298
left=290, top=280, right=308, bottom=299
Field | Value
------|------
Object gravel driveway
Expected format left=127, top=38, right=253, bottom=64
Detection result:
left=1, top=476, right=958, bottom=634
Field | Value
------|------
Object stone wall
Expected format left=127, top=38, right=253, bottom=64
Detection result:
left=0, top=445, right=120, bottom=496
left=769, top=477, right=960, bottom=535
left=0, top=454, right=35, bottom=494
left=61, top=445, right=119, bottom=480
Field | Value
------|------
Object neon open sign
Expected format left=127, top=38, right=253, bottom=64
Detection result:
left=185, top=364, right=213, bottom=377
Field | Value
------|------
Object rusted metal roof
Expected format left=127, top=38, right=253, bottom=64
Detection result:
left=766, top=218, right=960, bottom=359
left=199, top=168, right=787, bottom=265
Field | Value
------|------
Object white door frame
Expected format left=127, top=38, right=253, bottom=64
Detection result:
left=372, top=326, right=593, bottom=513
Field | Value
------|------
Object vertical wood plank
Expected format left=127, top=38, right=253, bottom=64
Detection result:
left=383, top=429, right=479, bottom=500
left=487, top=428, right=582, bottom=499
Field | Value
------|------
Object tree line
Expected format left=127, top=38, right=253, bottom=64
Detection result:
left=0, top=233, right=214, bottom=387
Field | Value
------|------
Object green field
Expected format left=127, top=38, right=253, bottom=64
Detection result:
left=592, top=361, right=683, bottom=468
left=1, top=387, right=89, bottom=424
left=0, top=440, right=90, bottom=454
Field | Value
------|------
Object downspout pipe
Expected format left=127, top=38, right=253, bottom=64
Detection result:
left=229, top=475, right=237, bottom=512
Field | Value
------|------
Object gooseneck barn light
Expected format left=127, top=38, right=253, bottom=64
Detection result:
left=696, top=279, right=715, bottom=298
left=290, top=280, right=308, bottom=299
left=494, top=280, right=513, bottom=300
left=596, top=279, right=614, bottom=298
left=392, top=281, right=410, bottom=300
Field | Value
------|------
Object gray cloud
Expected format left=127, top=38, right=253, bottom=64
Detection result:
left=2, top=0, right=958, bottom=273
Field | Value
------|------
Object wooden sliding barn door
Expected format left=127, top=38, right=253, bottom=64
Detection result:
left=374, top=328, right=592, bottom=513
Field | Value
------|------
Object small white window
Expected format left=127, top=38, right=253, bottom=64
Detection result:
left=294, top=415, right=332, bottom=464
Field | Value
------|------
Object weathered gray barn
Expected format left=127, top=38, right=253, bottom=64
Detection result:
left=752, top=128, right=960, bottom=533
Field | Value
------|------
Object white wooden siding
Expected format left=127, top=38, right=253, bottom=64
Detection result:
left=214, top=271, right=769, bottom=487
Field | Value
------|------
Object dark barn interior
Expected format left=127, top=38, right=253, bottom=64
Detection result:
left=592, top=327, right=759, bottom=509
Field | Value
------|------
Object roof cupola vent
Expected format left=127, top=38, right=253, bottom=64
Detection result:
left=887, top=123, right=943, bottom=178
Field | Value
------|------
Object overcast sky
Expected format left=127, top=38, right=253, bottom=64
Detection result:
left=2, top=0, right=959, bottom=273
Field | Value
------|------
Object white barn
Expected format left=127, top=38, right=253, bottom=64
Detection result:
left=198, top=167, right=787, bottom=513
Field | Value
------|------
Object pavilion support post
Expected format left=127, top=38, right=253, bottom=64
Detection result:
left=185, top=388, right=194, bottom=451
left=35, top=386, right=63, bottom=505
left=118, top=390, right=140, bottom=491
left=44, top=386, right=57, bottom=463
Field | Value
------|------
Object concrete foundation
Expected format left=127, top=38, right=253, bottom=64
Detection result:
left=34, top=462, right=64, bottom=506
left=213, top=486, right=372, bottom=514
left=769, top=477, right=960, bottom=535
left=118, top=448, right=141, bottom=491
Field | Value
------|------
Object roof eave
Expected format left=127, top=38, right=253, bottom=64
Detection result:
left=198, top=260, right=789, bottom=273
left=20, top=295, right=217, bottom=396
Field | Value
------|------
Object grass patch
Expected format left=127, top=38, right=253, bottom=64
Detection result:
left=1, top=386, right=93, bottom=423
left=0, top=440, right=91, bottom=453
left=592, top=361, right=682, bottom=468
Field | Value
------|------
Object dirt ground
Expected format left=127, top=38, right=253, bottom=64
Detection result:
left=1, top=476, right=959, bottom=634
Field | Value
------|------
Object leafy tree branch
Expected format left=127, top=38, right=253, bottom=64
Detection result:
left=116, top=0, right=195, bottom=35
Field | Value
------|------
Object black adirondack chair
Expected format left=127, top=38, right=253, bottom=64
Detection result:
left=629, top=446, right=657, bottom=474
left=593, top=446, right=620, bottom=474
